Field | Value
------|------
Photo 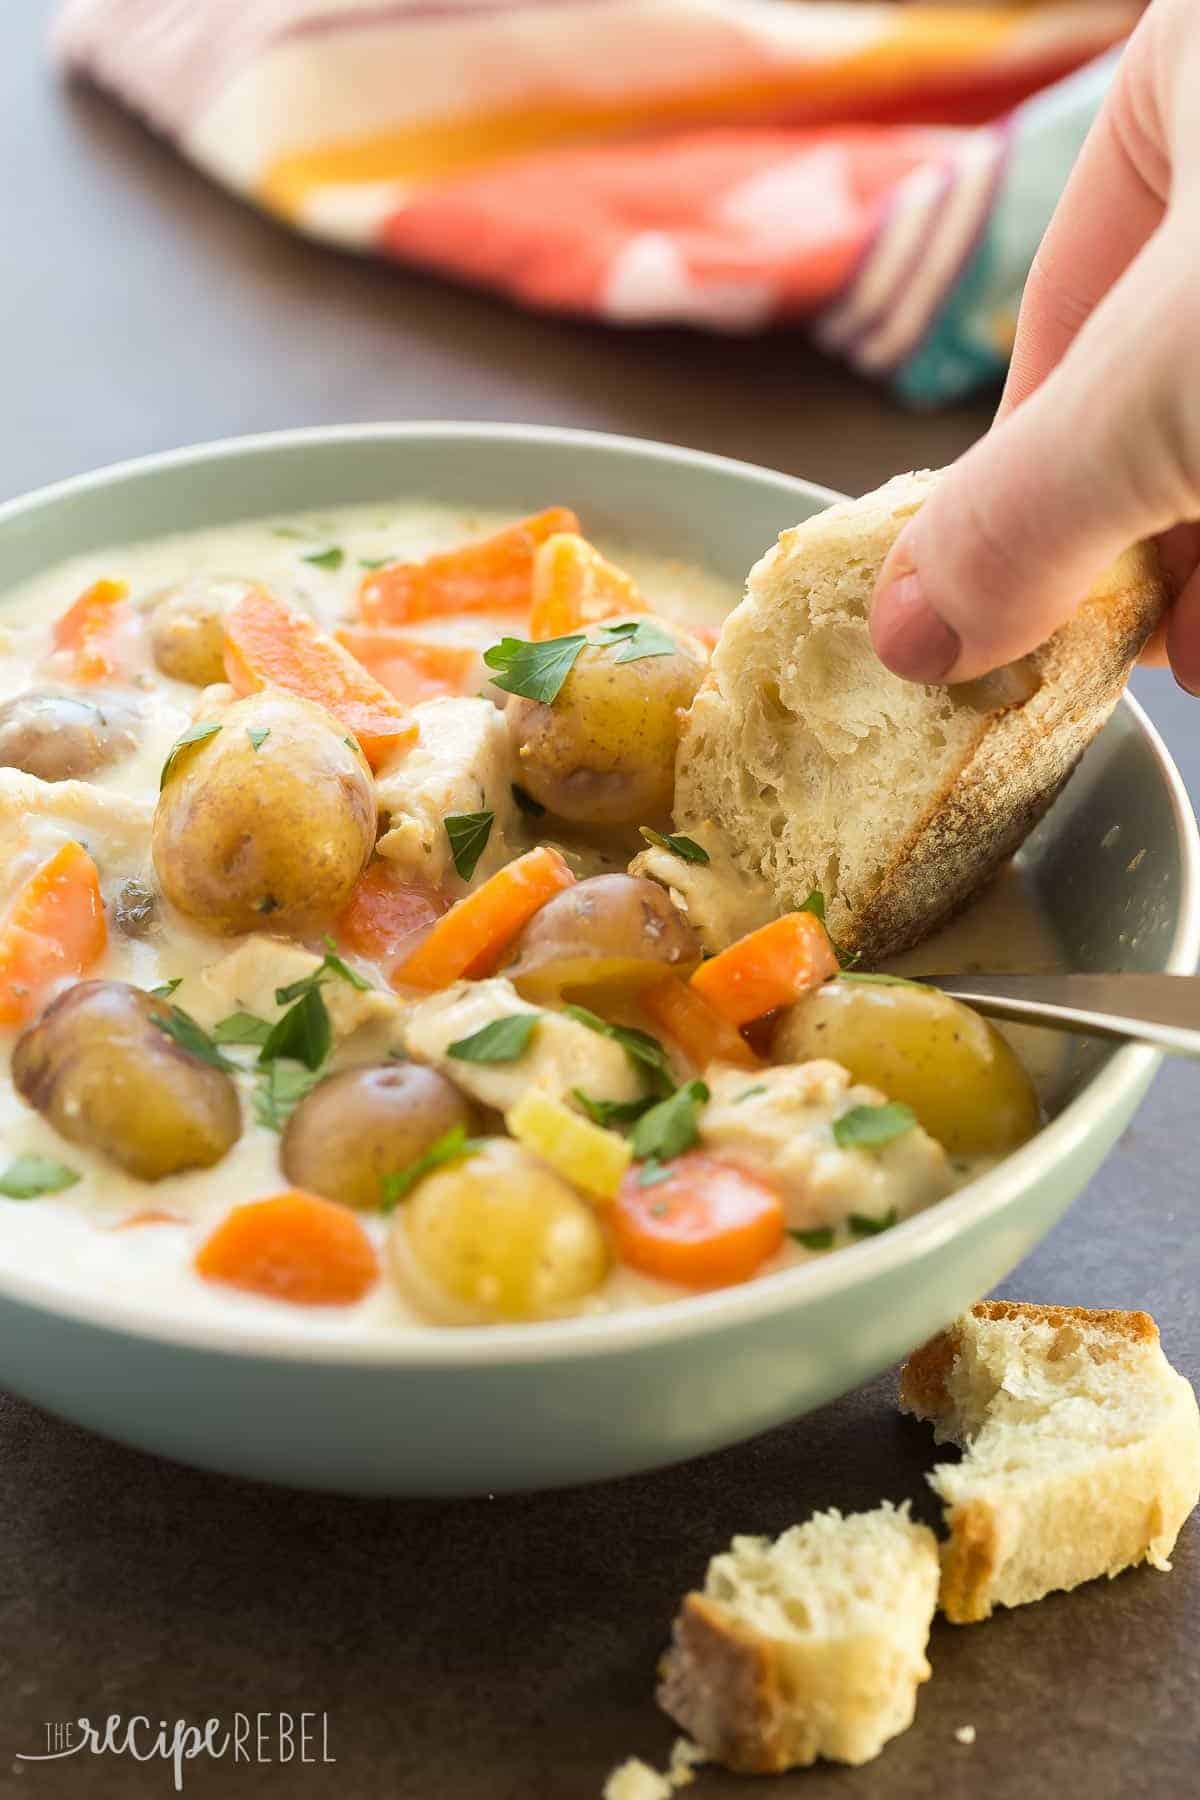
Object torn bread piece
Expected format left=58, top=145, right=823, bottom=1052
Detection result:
left=658, top=1503, right=938, bottom=1772
left=900, top=1301, right=1200, bottom=1623
left=662, top=471, right=1167, bottom=960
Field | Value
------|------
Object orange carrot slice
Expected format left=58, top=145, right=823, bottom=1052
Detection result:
left=335, top=625, right=479, bottom=705
left=613, top=1152, right=784, bottom=1288
left=223, top=586, right=415, bottom=768
left=195, top=1190, right=379, bottom=1306
left=642, top=978, right=761, bottom=1073
left=689, top=912, right=838, bottom=1027
left=0, top=841, right=107, bottom=1027
left=337, top=862, right=449, bottom=975
left=528, top=534, right=647, bottom=641
left=52, top=578, right=130, bottom=682
left=358, top=507, right=580, bottom=625
left=394, top=846, right=575, bottom=990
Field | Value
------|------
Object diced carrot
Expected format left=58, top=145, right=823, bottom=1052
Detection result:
left=689, top=912, right=838, bottom=1027
left=337, top=861, right=449, bottom=975
left=642, top=978, right=761, bottom=1073
left=335, top=625, right=479, bottom=705
left=358, top=508, right=580, bottom=625
left=223, top=586, right=416, bottom=769
left=52, top=578, right=130, bottom=682
left=394, top=846, right=575, bottom=990
left=613, top=1152, right=784, bottom=1288
left=0, top=841, right=107, bottom=1027
left=195, top=1190, right=379, bottom=1306
left=528, top=534, right=647, bottom=640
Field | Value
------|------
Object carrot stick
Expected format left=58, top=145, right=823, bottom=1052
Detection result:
left=358, top=507, right=580, bottom=626
left=223, top=586, right=416, bottom=768
left=394, top=846, right=575, bottom=990
left=613, top=1152, right=784, bottom=1288
left=642, top=977, right=762, bottom=1073
left=335, top=625, right=479, bottom=705
left=0, top=841, right=107, bottom=1027
left=528, top=534, right=647, bottom=641
left=689, top=912, right=838, bottom=1027
left=337, top=862, right=449, bottom=975
left=195, top=1190, right=379, bottom=1306
left=52, top=578, right=130, bottom=682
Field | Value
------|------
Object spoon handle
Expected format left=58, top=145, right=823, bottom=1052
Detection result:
left=917, top=973, right=1200, bottom=1059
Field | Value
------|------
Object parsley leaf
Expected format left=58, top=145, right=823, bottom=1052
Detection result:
left=800, top=888, right=826, bottom=922
left=638, top=828, right=710, bottom=865
left=246, top=727, right=270, bottom=752
left=837, top=971, right=924, bottom=989
left=444, top=810, right=495, bottom=882
left=259, top=986, right=331, bottom=1071
left=637, top=1158, right=675, bottom=1188
left=274, top=940, right=370, bottom=1005
left=790, top=1225, right=835, bottom=1252
left=253, top=1061, right=320, bottom=1131
left=159, top=722, right=221, bottom=790
left=594, top=619, right=679, bottom=663
left=733, top=1084, right=768, bottom=1104
left=833, top=1102, right=917, bottom=1151
left=212, top=1011, right=272, bottom=1047
left=483, top=633, right=587, bottom=704
left=358, top=555, right=394, bottom=570
left=848, top=1207, right=899, bottom=1237
left=150, top=978, right=182, bottom=999
left=511, top=783, right=546, bottom=818
left=562, top=1004, right=674, bottom=1096
left=448, top=1014, right=540, bottom=1064
left=380, top=1125, right=485, bottom=1211
left=302, top=546, right=344, bottom=571
left=0, top=1156, right=81, bottom=1199
left=153, top=1005, right=237, bottom=1073
left=630, top=1079, right=709, bottom=1164
left=571, top=1089, right=655, bottom=1128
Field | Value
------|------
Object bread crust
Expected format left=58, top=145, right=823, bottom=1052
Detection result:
left=658, top=1594, right=788, bottom=1775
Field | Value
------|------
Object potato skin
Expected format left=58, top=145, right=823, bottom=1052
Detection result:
left=0, top=690, right=139, bottom=782
left=152, top=691, right=375, bottom=935
left=149, top=578, right=252, bottom=687
left=505, top=873, right=701, bottom=1002
left=12, top=981, right=242, bottom=1180
left=281, top=1063, right=478, bottom=1211
left=508, top=626, right=704, bottom=827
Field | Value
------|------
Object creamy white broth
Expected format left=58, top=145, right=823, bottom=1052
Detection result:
left=0, top=503, right=1060, bottom=1337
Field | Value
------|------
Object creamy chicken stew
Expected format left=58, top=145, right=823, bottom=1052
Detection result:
left=0, top=504, right=1051, bottom=1333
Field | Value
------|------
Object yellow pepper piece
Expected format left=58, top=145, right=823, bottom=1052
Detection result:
left=505, top=1090, right=632, bottom=1203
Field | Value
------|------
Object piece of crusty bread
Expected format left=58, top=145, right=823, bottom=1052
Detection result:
left=657, top=471, right=1167, bottom=960
left=657, top=1503, right=939, bottom=1772
left=900, top=1301, right=1200, bottom=1624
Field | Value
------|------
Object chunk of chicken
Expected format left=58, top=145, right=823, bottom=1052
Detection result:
left=375, top=697, right=518, bottom=890
left=172, top=936, right=405, bottom=1059
left=630, top=839, right=773, bottom=956
left=403, top=977, right=644, bottom=1115
left=700, top=1061, right=953, bottom=1233
left=0, top=769, right=155, bottom=885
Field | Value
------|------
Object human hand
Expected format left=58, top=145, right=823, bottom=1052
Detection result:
left=870, top=0, right=1200, bottom=694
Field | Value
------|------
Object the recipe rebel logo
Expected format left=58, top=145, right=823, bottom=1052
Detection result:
left=16, top=1712, right=335, bottom=1789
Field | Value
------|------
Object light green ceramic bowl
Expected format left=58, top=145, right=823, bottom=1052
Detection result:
left=0, top=425, right=1195, bottom=1495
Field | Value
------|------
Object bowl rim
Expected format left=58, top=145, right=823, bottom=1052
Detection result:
left=0, top=421, right=1195, bottom=1368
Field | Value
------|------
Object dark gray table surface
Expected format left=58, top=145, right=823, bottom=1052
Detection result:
left=1, top=7, right=1196, bottom=1798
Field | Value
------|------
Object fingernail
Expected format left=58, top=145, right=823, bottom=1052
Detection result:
left=871, top=571, right=961, bottom=682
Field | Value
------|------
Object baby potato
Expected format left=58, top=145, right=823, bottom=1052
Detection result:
left=281, top=1063, right=478, bottom=1210
left=773, top=978, right=1040, bottom=1157
left=0, top=690, right=139, bottom=782
left=152, top=691, right=374, bottom=935
left=149, top=577, right=253, bottom=687
left=390, top=1138, right=609, bottom=1324
left=505, top=873, right=701, bottom=1002
left=507, top=624, right=705, bottom=827
left=12, top=981, right=242, bottom=1180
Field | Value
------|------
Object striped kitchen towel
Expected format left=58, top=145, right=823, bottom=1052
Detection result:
left=54, top=1, right=1137, bottom=405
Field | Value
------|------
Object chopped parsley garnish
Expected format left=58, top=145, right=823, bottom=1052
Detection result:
left=593, top=619, right=679, bottom=663
left=159, top=722, right=221, bottom=790
left=253, top=1061, right=320, bottom=1132
left=444, top=810, right=494, bottom=881
left=483, top=632, right=587, bottom=703
left=0, top=1156, right=81, bottom=1200
left=150, top=978, right=182, bottom=999
left=562, top=1004, right=674, bottom=1096
left=271, top=525, right=310, bottom=540
left=259, top=985, right=331, bottom=1072
left=343, top=735, right=360, bottom=754
left=800, top=888, right=826, bottom=921
left=571, top=1089, right=655, bottom=1128
left=637, top=1159, right=675, bottom=1189
left=848, top=1207, right=899, bottom=1237
left=732, top=1084, right=768, bottom=1105
left=246, top=727, right=270, bottom=752
left=832, top=1102, right=917, bottom=1151
left=212, top=1011, right=273, bottom=1047
left=629, top=1079, right=709, bottom=1164
left=153, top=1004, right=238, bottom=1073
left=638, top=828, right=710, bottom=865
left=380, top=1125, right=485, bottom=1211
left=302, top=546, right=344, bottom=571
left=790, top=1225, right=835, bottom=1252
left=274, top=939, right=370, bottom=1004
left=837, top=971, right=924, bottom=989
left=511, top=783, right=546, bottom=818
left=358, top=555, right=394, bottom=570
left=447, top=1013, right=540, bottom=1064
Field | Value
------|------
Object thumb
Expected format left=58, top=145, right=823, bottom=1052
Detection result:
left=869, top=231, right=1191, bottom=684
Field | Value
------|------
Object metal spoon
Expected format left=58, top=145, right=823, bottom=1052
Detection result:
left=917, top=973, right=1200, bottom=1058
